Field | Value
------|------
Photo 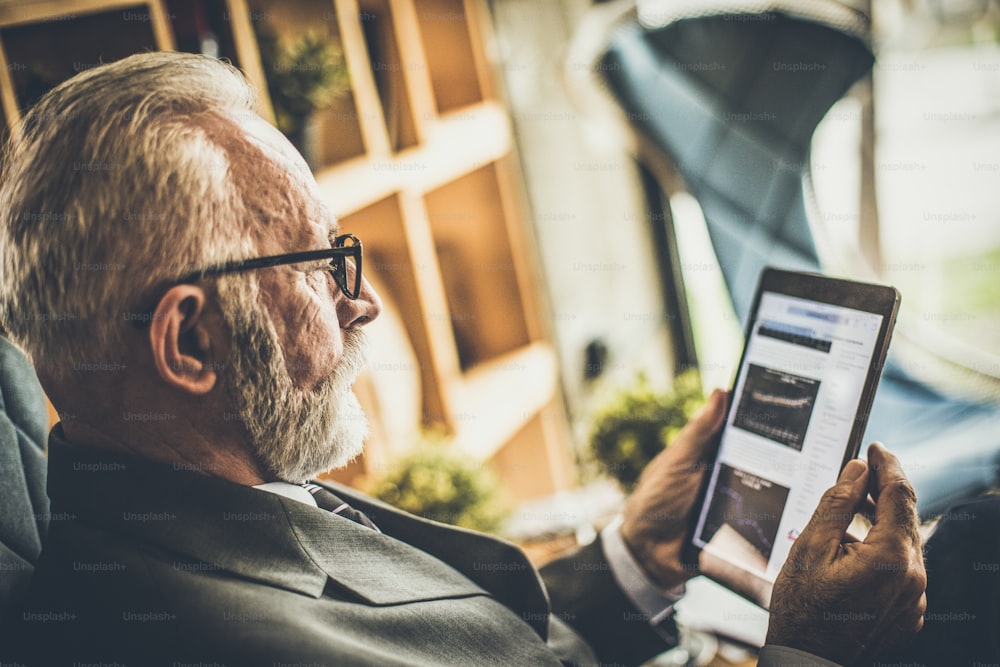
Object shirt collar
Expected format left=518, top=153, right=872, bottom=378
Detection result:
left=253, top=481, right=318, bottom=506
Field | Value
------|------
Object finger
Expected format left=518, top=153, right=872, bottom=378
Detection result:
left=624, top=389, right=727, bottom=491
left=860, top=497, right=877, bottom=524
left=671, top=389, right=728, bottom=464
left=867, top=442, right=907, bottom=502
left=865, top=443, right=921, bottom=548
left=687, top=388, right=728, bottom=439
left=794, top=458, right=870, bottom=558
left=913, top=592, right=927, bottom=634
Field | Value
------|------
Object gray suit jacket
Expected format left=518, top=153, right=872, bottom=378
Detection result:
left=5, top=429, right=836, bottom=666
left=0, top=337, right=49, bottom=611
left=6, top=431, right=683, bottom=666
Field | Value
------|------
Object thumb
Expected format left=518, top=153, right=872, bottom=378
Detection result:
left=668, top=389, right=728, bottom=466
left=795, top=459, right=869, bottom=558
left=682, top=389, right=728, bottom=442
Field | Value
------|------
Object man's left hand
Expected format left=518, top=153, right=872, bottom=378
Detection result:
left=620, top=389, right=728, bottom=589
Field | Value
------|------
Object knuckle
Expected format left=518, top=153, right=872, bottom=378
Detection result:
left=909, top=600, right=927, bottom=635
left=820, top=483, right=855, bottom=509
left=885, top=479, right=918, bottom=508
left=869, top=544, right=915, bottom=576
left=907, top=568, right=928, bottom=597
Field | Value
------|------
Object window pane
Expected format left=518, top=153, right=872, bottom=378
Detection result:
left=814, top=1, right=1000, bottom=362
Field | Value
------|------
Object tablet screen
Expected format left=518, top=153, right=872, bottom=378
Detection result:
left=691, top=285, right=889, bottom=593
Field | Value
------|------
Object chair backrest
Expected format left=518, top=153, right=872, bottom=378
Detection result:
left=584, top=3, right=1000, bottom=515
left=0, top=336, right=50, bottom=616
left=599, top=6, right=873, bottom=320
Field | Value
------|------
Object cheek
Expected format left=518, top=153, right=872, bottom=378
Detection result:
left=263, top=280, right=343, bottom=389
left=288, top=311, right=343, bottom=387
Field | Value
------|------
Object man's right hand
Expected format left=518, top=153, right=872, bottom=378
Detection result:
left=765, top=443, right=927, bottom=665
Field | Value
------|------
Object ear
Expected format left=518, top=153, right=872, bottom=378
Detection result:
left=148, top=285, right=220, bottom=395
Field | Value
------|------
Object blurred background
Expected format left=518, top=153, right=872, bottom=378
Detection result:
left=0, top=0, right=682, bottom=529
left=1, top=0, right=998, bottom=661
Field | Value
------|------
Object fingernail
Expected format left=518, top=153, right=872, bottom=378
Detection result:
left=841, top=459, right=866, bottom=482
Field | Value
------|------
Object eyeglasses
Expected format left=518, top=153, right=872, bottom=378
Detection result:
left=178, top=233, right=363, bottom=300
left=130, top=234, right=363, bottom=329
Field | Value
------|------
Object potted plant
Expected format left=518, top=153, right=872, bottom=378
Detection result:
left=255, top=24, right=349, bottom=168
left=368, top=442, right=511, bottom=534
left=587, top=369, right=704, bottom=491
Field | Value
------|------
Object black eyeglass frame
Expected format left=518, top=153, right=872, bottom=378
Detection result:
left=178, top=233, right=363, bottom=299
left=130, top=234, right=363, bottom=329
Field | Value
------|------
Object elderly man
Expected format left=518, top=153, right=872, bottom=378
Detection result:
left=0, top=53, right=924, bottom=666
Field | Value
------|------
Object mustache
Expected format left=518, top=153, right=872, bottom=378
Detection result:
left=330, top=327, right=370, bottom=388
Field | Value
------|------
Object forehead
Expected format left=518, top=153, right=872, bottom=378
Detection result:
left=235, top=113, right=307, bottom=172
left=229, top=112, right=338, bottom=244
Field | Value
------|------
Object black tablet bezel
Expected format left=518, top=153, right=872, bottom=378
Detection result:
left=685, top=267, right=900, bottom=608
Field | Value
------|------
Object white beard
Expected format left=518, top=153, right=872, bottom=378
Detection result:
left=220, top=283, right=370, bottom=483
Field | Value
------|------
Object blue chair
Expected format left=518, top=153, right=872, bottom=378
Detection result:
left=0, top=336, right=50, bottom=620
left=573, top=1, right=1000, bottom=514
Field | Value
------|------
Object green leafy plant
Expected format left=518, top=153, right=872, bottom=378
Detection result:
left=255, top=25, right=349, bottom=136
left=588, top=369, right=704, bottom=491
left=368, top=444, right=511, bottom=534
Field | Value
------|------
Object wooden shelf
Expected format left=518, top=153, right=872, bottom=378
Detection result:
left=449, top=341, right=557, bottom=461
left=0, top=55, right=13, bottom=147
left=491, top=403, right=576, bottom=501
left=246, top=0, right=367, bottom=167
left=356, top=0, right=418, bottom=151
left=413, top=0, right=490, bottom=114
left=0, top=2, right=172, bottom=113
left=165, top=0, right=239, bottom=62
left=3, top=0, right=577, bottom=502
left=0, top=0, right=167, bottom=28
left=425, top=160, right=531, bottom=369
left=336, top=193, right=455, bottom=428
left=313, top=100, right=510, bottom=216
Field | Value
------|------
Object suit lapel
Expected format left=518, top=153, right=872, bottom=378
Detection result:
left=326, top=482, right=551, bottom=639
left=279, top=499, right=488, bottom=605
left=46, top=437, right=551, bottom=640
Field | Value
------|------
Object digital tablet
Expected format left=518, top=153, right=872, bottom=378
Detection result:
left=689, top=267, right=900, bottom=609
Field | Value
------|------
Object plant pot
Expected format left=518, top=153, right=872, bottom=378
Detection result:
left=285, top=113, right=321, bottom=171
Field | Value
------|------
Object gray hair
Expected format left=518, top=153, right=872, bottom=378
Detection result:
left=0, top=52, right=261, bottom=377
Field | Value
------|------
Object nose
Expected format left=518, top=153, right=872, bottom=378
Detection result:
left=338, top=273, right=382, bottom=329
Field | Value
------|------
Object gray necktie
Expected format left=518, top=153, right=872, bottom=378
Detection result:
left=300, top=482, right=381, bottom=532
